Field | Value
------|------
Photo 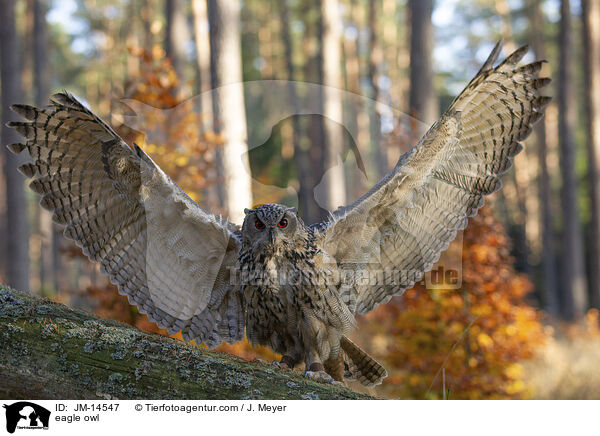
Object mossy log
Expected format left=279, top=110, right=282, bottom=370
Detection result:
left=0, top=286, right=373, bottom=400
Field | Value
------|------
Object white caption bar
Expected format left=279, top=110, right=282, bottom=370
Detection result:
left=0, top=400, right=597, bottom=436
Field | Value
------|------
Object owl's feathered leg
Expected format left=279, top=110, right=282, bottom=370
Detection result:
left=303, top=351, right=344, bottom=385
left=279, top=354, right=298, bottom=368
left=303, top=348, right=329, bottom=382
left=298, top=314, right=345, bottom=384
left=275, top=335, right=303, bottom=368
left=268, top=354, right=298, bottom=370
left=323, top=354, right=345, bottom=383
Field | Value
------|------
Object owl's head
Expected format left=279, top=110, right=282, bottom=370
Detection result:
left=241, top=204, right=303, bottom=252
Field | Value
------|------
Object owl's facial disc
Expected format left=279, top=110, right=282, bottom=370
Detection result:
left=243, top=204, right=298, bottom=250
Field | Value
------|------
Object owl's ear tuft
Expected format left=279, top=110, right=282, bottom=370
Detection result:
left=287, top=207, right=298, bottom=214
left=244, top=208, right=253, bottom=215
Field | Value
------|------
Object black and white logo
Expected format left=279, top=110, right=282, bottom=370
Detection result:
left=3, top=402, right=50, bottom=434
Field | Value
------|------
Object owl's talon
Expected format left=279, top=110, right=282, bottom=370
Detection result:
left=304, top=370, right=335, bottom=384
left=272, top=360, right=291, bottom=370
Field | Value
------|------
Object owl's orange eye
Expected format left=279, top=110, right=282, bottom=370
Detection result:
left=255, top=219, right=265, bottom=230
left=278, top=218, right=288, bottom=228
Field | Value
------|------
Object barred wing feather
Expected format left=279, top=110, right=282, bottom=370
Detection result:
left=317, top=41, right=551, bottom=314
left=7, top=92, right=243, bottom=347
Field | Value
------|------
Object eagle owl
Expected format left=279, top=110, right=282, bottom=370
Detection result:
left=7, top=42, right=549, bottom=387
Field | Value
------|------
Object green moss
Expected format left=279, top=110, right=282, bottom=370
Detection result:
left=0, top=285, right=374, bottom=400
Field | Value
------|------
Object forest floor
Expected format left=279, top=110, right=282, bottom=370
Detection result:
left=523, top=317, right=600, bottom=399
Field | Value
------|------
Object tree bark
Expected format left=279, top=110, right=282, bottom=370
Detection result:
left=321, top=0, right=346, bottom=211
left=367, top=0, right=387, bottom=177
left=408, top=0, right=437, bottom=126
left=281, top=0, right=320, bottom=223
left=0, top=145, right=5, bottom=283
left=341, top=0, right=365, bottom=201
left=140, top=0, right=154, bottom=48
left=0, top=286, right=372, bottom=400
left=0, top=0, right=30, bottom=292
left=31, top=0, right=56, bottom=294
left=32, top=1, right=49, bottom=117
left=494, top=2, right=533, bottom=279
left=208, top=0, right=253, bottom=224
left=528, top=0, right=560, bottom=315
left=582, top=0, right=600, bottom=310
left=300, top=0, right=328, bottom=223
left=558, top=0, right=588, bottom=319
left=192, top=0, right=213, bottom=132
left=164, top=0, right=189, bottom=83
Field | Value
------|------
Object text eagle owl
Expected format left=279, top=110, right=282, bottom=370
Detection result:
left=7, top=41, right=550, bottom=386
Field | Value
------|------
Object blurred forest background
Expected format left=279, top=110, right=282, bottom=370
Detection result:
left=1, top=0, right=600, bottom=399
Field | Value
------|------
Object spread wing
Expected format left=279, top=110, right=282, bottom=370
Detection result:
left=7, top=92, right=244, bottom=347
left=316, top=41, right=551, bottom=314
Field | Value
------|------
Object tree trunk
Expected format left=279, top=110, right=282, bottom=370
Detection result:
left=0, top=0, right=30, bottom=292
left=528, top=0, right=560, bottom=315
left=0, top=148, right=5, bottom=283
left=140, top=0, right=154, bottom=49
left=367, top=0, right=387, bottom=177
left=32, top=0, right=56, bottom=295
left=164, top=0, right=189, bottom=83
left=192, top=0, right=220, bottom=212
left=207, top=0, right=253, bottom=224
left=192, top=0, right=213, bottom=131
left=0, top=286, right=372, bottom=400
left=582, top=0, right=600, bottom=310
left=281, top=0, right=319, bottom=223
left=558, top=0, right=588, bottom=319
left=341, top=0, right=365, bottom=201
left=408, top=0, right=437, bottom=126
left=321, top=0, right=346, bottom=211
left=494, top=2, right=533, bottom=279
left=301, top=0, right=328, bottom=223
left=32, top=1, right=49, bottom=117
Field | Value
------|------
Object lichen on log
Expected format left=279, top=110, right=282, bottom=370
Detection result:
left=0, top=286, right=373, bottom=400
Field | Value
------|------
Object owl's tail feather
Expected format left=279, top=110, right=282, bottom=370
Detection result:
left=340, top=336, right=387, bottom=387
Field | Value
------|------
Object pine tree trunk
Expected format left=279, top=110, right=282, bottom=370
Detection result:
left=0, top=0, right=30, bottom=292
left=582, top=0, right=600, bottom=310
left=281, top=0, right=319, bottom=224
left=140, top=0, right=154, bottom=48
left=0, top=148, right=5, bottom=282
left=321, top=0, right=346, bottom=211
left=408, top=0, right=437, bottom=126
left=302, top=0, right=328, bottom=223
left=31, top=0, right=56, bottom=295
left=367, top=0, right=387, bottom=177
left=494, top=4, right=533, bottom=279
left=558, top=0, right=588, bottom=319
left=192, top=0, right=213, bottom=131
left=164, top=0, right=189, bottom=84
left=528, top=0, right=560, bottom=315
left=341, top=0, right=366, bottom=201
left=207, top=0, right=253, bottom=224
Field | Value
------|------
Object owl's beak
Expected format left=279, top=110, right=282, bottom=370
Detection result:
left=268, top=228, right=275, bottom=244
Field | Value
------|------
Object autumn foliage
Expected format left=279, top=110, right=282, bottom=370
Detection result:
left=357, top=205, right=547, bottom=399
left=120, top=46, right=221, bottom=203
